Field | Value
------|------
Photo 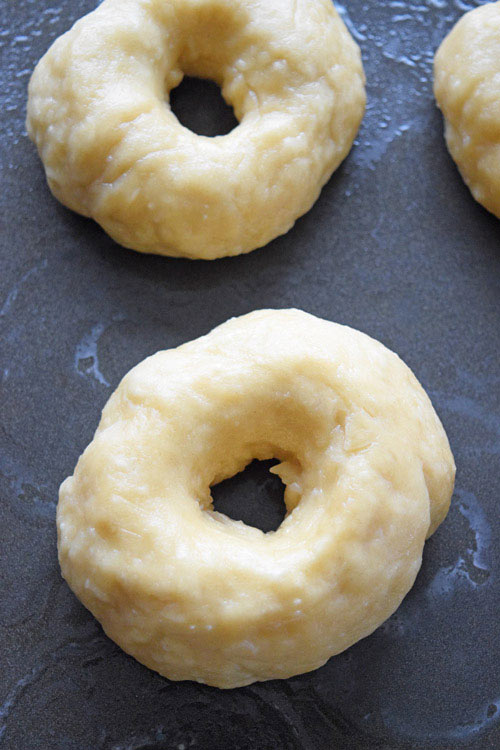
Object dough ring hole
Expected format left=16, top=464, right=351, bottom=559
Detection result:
left=210, top=458, right=287, bottom=533
left=169, top=76, right=239, bottom=137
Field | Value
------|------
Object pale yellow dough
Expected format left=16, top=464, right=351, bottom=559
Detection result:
left=434, top=1, right=500, bottom=218
left=27, top=0, right=365, bottom=259
left=58, top=309, right=455, bottom=688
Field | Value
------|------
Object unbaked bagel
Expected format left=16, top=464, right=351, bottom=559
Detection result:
left=27, top=0, right=365, bottom=259
left=434, top=1, right=500, bottom=218
left=57, top=309, right=455, bottom=688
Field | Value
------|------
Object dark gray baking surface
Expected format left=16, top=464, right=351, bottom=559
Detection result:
left=1, top=0, right=499, bottom=747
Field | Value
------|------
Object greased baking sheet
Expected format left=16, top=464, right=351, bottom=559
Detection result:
left=1, top=1, right=499, bottom=748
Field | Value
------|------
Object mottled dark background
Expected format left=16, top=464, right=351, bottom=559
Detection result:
left=1, top=1, right=499, bottom=748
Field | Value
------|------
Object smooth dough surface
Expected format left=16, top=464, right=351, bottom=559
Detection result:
left=58, top=310, right=455, bottom=688
left=27, top=0, right=365, bottom=259
left=434, top=1, right=500, bottom=218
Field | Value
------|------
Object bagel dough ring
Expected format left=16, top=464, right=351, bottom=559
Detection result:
left=27, top=0, right=365, bottom=259
left=434, top=1, right=500, bottom=218
left=57, top=310, right=455, bottom=688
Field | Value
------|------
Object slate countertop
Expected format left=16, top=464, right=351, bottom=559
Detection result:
left=1, top=1, right=499, bottom=748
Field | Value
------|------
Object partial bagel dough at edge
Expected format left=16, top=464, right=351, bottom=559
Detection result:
left=57, top=310, right=455, bottom=688
left=27, top=0, right=366, bottom=259
left=434, top=1, right=500, bottom=218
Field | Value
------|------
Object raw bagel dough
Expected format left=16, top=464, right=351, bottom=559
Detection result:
left=58, top=309, right=455, bottom=688
left=434, top=1, right=500, bottom=218
left=27, top=0, right=365, bottom=259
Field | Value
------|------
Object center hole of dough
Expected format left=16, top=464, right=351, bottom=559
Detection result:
left=210, top=459, right=286, bottom=532
left=169, top=76, right=238, bottom=137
